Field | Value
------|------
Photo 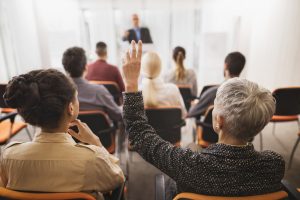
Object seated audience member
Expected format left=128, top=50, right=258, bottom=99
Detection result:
left=122, top=41, right=285, bottom=197
left=62, top=47, right=122, bottom=122
left=85, top=42, right=125, bottom=92
left=141, top=51, right=186, bottom=117
left=165, top=46, right=198, bottom=97
left=188, top=52, right=245, bottom=119
left=0, top=69, right=124, bottom=199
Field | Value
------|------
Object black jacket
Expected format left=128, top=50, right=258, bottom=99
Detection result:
left=123, top=27, right=153, bottom=44
left=123, top=92, right=285, bottom=196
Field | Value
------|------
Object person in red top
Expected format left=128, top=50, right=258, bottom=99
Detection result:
left=86, top=42, right=125, bottom=92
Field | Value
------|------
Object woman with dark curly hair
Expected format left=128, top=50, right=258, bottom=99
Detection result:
left=0, top=69, right=124, bottom=200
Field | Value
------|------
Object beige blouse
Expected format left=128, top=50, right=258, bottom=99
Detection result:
left=0, top=132, right=124, bottom=199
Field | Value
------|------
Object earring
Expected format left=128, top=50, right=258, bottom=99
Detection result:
left=215, top=124, right=220, bottom=130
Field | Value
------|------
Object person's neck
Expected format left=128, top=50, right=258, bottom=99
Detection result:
left=98, top=57, right=107, bottom=61
left=225, top=74, right=238, bottom=81
left=218, top=132, right=247, bottom=146
left=42, top=126, right=68, bottom=134
left=41, top=119, right=69, bottom=133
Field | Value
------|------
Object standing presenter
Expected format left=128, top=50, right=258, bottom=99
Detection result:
left=122, top=14, right=153, bottom=44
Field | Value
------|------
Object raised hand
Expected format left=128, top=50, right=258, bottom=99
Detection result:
left=122, top=40, right=143, bottom=92
left=68, top=119, right=102, bottom=146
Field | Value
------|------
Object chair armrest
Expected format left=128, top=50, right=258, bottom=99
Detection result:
left=155, top=174, right=166, bottom=200
left=281, top=179, right=300, bottom=200
left=0, top=112, right=17, bottom=123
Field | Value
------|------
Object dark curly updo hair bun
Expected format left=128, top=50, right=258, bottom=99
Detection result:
left=4, top=69, right=76, bottom=129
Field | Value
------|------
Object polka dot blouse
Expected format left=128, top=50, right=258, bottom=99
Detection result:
left=123, top=92, right=285, bottom=196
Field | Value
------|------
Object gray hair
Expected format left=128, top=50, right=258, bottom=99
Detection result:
left=214, top=78, right=275, bottom=141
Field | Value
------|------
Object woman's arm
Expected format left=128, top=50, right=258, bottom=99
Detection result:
left=122, top=41, right=205, bottom=185
left=123, top=91, right=203, bottom=184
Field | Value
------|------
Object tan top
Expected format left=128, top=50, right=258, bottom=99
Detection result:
left=0, top=132, right=124, bottom=199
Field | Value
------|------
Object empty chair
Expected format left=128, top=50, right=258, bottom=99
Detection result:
left=145, top=107, right=185, bottom=145
left=266, top=87, right=300, bottom=168
left=90, top=80, right=122, bottom=105
left=0, top=112, right=30, bottom=145
left=196, top=106, right=218, bottom=148
left=78, top=110, right=116, bottom=154
left=177, top=85, right=195, bottom=111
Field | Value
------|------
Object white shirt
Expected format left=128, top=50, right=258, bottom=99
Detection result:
left=141, top=78, right=187, bottom=117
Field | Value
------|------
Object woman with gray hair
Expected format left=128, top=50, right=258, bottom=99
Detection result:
left=122, top=41, right=285, bottom=197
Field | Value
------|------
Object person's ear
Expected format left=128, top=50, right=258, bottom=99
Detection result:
left=215, top=115, right=224, bottom=132
left=67, top=102, right=74, bottom=117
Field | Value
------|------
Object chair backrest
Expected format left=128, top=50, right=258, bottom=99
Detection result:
left=0, top=187, right=96, bottom=200
left=272, top=87, right=300, bottom=115
left=145, top=107, right=185, bottom=144
left=199, top=84, right=219, bottom=98
left=0, top=84, right=8, bottom=108
left=89, top=81, right=122, bottom=105
left=177, top=85, right=194, bottom=111
left=198, top=106, right=218, bottom=143
left=173, top=191, right=288, bottom=200
left=78, top=110, right=115, bottom=150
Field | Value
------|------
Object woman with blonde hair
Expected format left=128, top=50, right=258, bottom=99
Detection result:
left=141, top=51, right=186, bottom=117
left=165, top=46, right=198, bottom=97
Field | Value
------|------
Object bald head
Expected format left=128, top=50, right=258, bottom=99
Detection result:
left=132, top=14, right=140, bottom=28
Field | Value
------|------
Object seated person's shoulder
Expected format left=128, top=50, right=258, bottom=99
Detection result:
left=86, top=81, right=107, bottom=91
left=260, top=150, right=285, bottom=165
left=1, top=141, right=24, bottom=157
left=75, top=143, right=118, bottom=163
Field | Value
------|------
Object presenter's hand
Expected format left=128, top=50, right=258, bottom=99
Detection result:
left=122, top=40, right=142, bottom=93
left=124, top=31, right=130, bottom=38
left=68, top=119, right=102, bottom=147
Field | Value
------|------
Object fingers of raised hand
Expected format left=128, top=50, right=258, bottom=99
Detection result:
left=131, top=40, right=137, bottom=59
left=137, top=40, right=142, bottom=60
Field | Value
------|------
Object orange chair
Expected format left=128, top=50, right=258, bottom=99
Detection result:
left=265, top=87, right=300, bottom=168
left=173, top=191, right=288, bottom=200
left=0, top=112, right=31, bottom=145
left=0, top=187, right=96, bottom=200
left=89, top=81, right=122, bottom=105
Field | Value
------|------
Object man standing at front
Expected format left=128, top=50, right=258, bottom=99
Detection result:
left=122, top=14, right=153, bottom=44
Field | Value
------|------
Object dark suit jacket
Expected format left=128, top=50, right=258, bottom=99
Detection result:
left=122, top=27, right=153, bottom=44
left=187, top=85, right=219, bottom=119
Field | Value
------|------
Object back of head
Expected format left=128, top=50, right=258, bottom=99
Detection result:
left=224, top=52, right=246, bottom=77
left=96, top=42, right=107, bottom=57
left=141, top=52, right=162, bottom=107
left=173, top=46, right=186, bottom=81
left=4, top=69, right=76, bottom=130
left=62, top=47, right=87, bottom=78
left=214, top=78, right=275, bottom=142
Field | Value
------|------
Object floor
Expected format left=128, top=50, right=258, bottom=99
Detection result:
left=1, top=118, right=300, bottom=200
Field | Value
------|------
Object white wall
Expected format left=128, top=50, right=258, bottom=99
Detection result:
left=0, top=0, right=299, bottom=92
left=243, top=0, right=300, bottom=90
